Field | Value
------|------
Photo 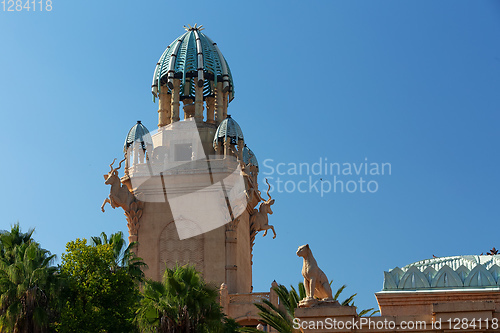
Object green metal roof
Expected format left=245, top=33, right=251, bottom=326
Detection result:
left=124, top=121, right=153, bottom=153
left=243, top=145, right=258, bottom=167
left=213, top=115, right=244, bottom=148
left=383, top=255, right=500, bottom=291
left=152, top=24, right=234, bottom=102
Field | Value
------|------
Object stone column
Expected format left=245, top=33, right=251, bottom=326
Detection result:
left=215, top=82, right=223, bottom=123
left=194, top=84, right=204, bottom=121
left=133, top=143, right=139, bottom=165
left=224, top=137, right=231, bottom=158
left=183, top=77, right=191, bottom=96
left=138, top=148, right=145, bottom=164
left=214, top=140, right=219, bottom=156
left=158, top=88, right=171, bottom=128
left=225, top=232, right=237, bottom=293
left=125, top=148, right=130, bottom=174
left=270, top=280, right=279, bottom=308
left=222, top=92, right=228, bottom=119
left=237, top=139, right=244, bottom=161
left=206, top=96, right=215, bottom=124
left=128, top=234, right=138, bottom=244
left=225, top=218, right=239, bottom=294
left=269, top=281, right=280, bottom=333
left=219, top=283, right=229, bottom=316
left=216, top=141, right=223, bottom=157
left=183, top=98, right=194, bottom=119
left=171, top=79, right=180, bottom=123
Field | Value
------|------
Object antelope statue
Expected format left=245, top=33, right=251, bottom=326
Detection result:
left=250, top=179, right=276, bottom=239
left=101, top=158, right=135, bottom=213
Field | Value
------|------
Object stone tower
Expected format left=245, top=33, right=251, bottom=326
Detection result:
left=116, top=25, right=274, bottom=295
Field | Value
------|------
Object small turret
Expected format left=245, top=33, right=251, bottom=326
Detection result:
left=213, top=115, right=245, bottom=159
left=124, top=121, right=153, bottom=173
left=242, top=145, right=258, bottom=168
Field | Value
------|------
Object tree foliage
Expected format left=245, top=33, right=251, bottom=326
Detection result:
left=136, top=264, right=237, bottom=333
left=57, top=238, right=140, bottom=333
left=91, top=231, right=146, bottom=283
left=0, top=224, right=58, bottom=333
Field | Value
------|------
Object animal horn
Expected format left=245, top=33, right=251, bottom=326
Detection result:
left=265, top=178, right=272, bottom=200
left=254, top=189, right=263, bottom=202
left=109, top=158, right=117, bottom=172
left=113, top=158, right=126, bottom=173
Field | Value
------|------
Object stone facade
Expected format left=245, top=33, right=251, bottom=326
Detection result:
left=295, top=256, right=500, bottom=332
left=295, top=291, right=500, bottom=332
left=108, top=26, right=275, bottom=328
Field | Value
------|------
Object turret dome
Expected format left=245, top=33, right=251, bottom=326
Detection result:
left=243, top=145, right=258, bottom=167
left=152, top=24, right=234, bottom=102
left=213, top=115, right=244, bottom=149
left=124, top=121, right=153, bottom=153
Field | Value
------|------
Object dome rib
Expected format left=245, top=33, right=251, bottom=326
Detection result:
left=152, top=32, right=187, bottom=96
left=178, top=31, right=196, bottom=89
left=167, top=36, right=184, bottom=84
left=194, top=29, right=204, bottom=87
left=203, top=34, right=232, bottom=93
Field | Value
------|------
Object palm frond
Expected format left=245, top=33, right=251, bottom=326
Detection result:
left=333, top=284, right=347, bottom=300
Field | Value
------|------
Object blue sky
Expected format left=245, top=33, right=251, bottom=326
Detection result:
left=1, top=1, right=499, bottom=311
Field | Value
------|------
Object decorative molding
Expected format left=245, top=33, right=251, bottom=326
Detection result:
left=158, top=221, right=204, bottom=279
left=124, top=200, right=144, bottom=243
left=384, top=255, right=500, bottom=290
left=464, top=265, right=496, bottom=287
left=398, top=266, right=430, bottom=289
left=228, top=292, right=270, bottom=305
left=431, top=265, right=463, bottom=288
left=226, top=217, right=240, bottom=232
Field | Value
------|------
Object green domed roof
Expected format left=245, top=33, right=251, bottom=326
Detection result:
left=124, top=121, right=153, bottom=153
left=383, top=255, right=500, bottom=291
left=152, top=24, right=234, bottom=101
left=243, top=145, right=258, bottom=167
left=213, top=115, right=244, bottom=148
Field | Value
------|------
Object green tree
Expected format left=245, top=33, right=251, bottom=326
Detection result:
left=239, top=282, right=378, bottom=333
left=57, top=238, right=140, bottom=333
left=136, top=264, right=237, bottom=333
left=0, top=224, right=58, bottom=333
left=91, top=231, right=146, bottom=283
left=0, top=223, right=34, bottom=263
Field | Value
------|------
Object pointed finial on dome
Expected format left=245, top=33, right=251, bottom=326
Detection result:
left=183, top=23, right=204, bottom=31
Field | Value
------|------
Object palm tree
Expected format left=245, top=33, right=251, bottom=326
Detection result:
left=239, top=282, right=378, bottom=333
left=91, top=231, right=147, bottom=282
left=136, top=264, right=235, bottom=332
left=0, top=223, right=34, bottom=263
left=0, top=225, right=58, bottom=333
